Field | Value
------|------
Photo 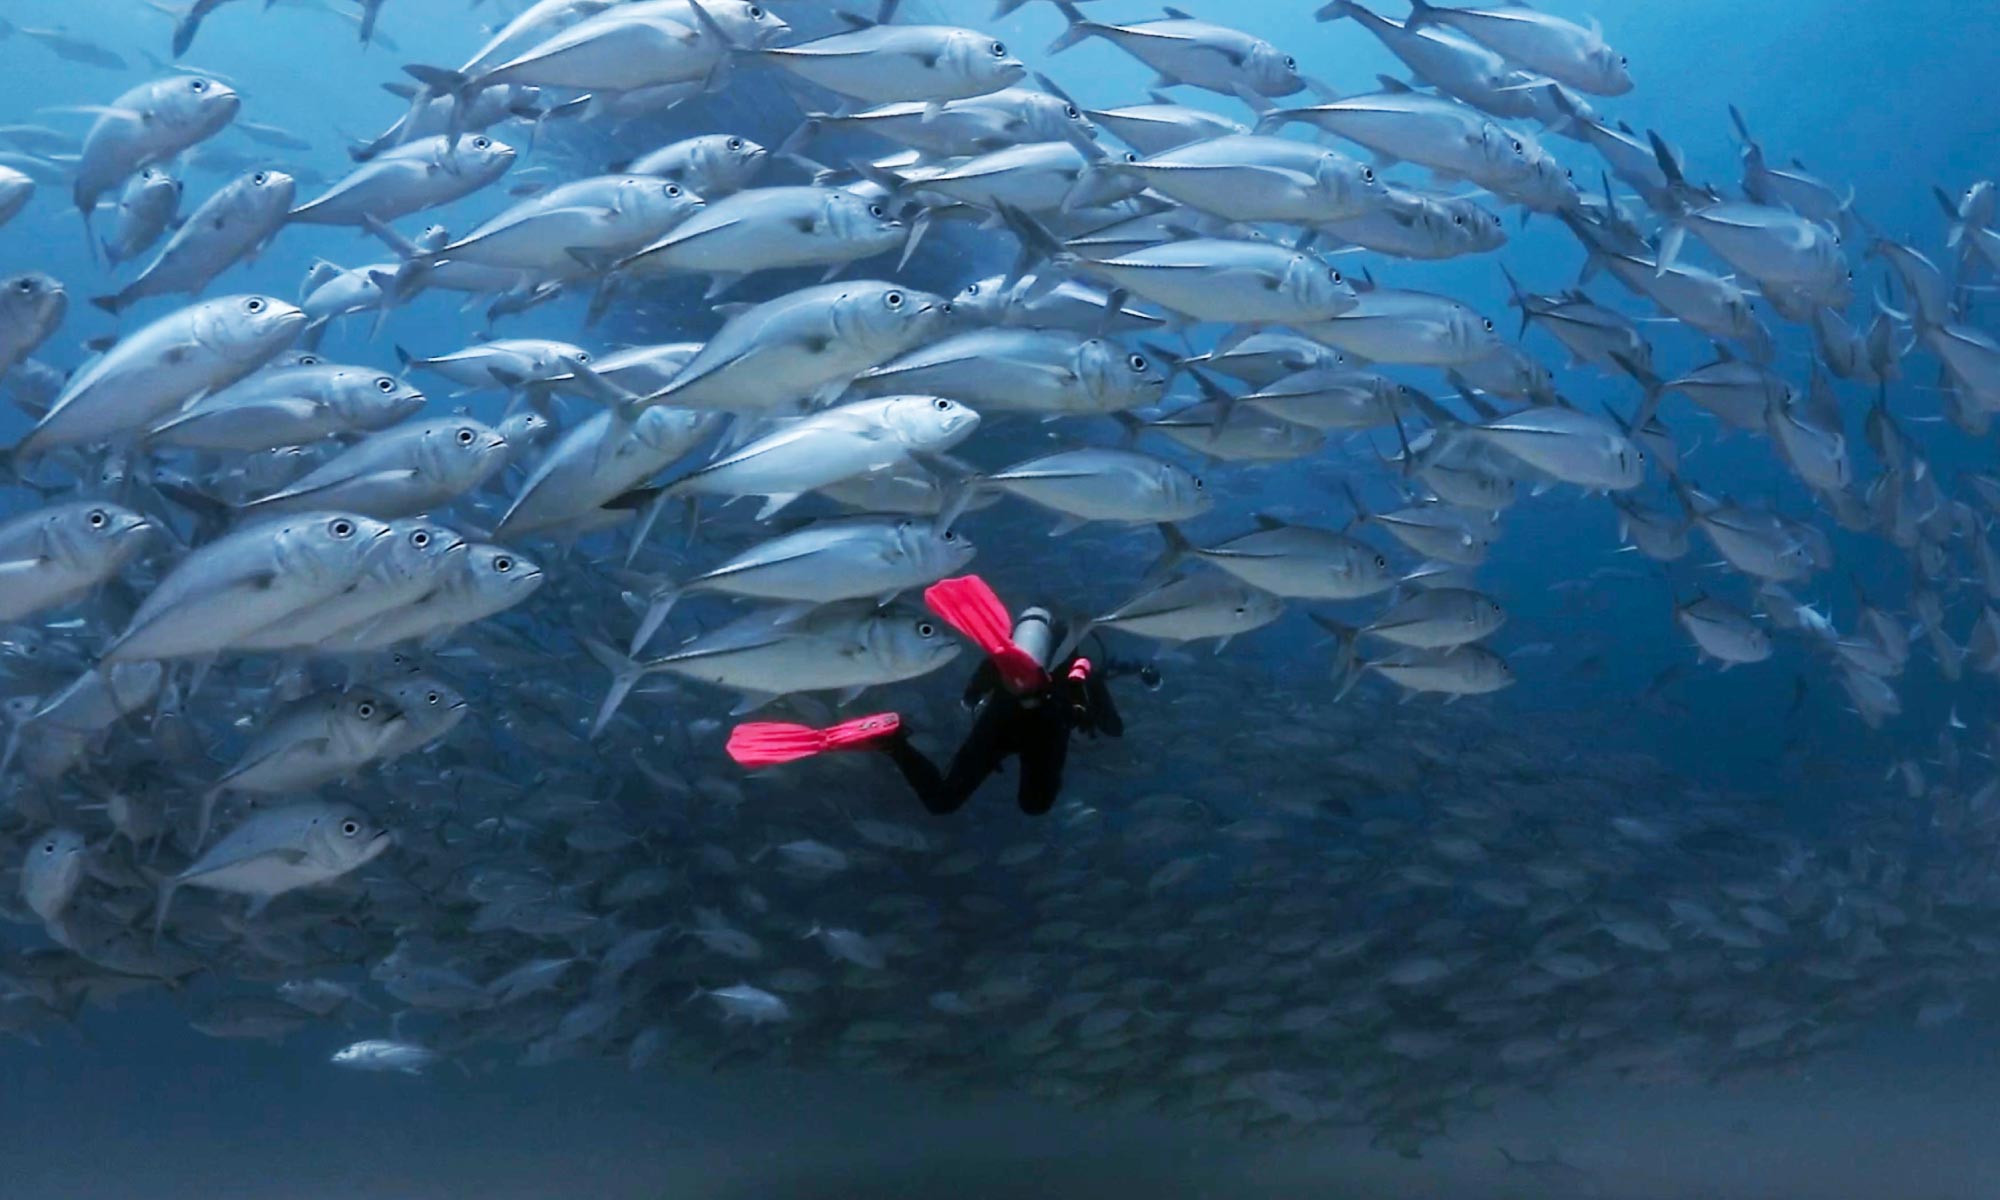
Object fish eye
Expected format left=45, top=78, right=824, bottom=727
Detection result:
left=990, top=41, right=1007, bottom=57
left=1329, top=268, right=1343, bottom=283
left=1482, top=317, right=1495, bottom=331
left=330, top=519, right=355, bottom=538
left=341, top=820, right=361, bottom=836
left=426, top=691, right=440, bottom=705
left=918, top=621, right=937, bottom=637
left=87, top=509, right=107, bottom=528
left=356, top=701, right=376, bottom=718
left=884, top=290, right=904, bottom=309
left=964, top=282, right=979, bottom=296
left=869, top=203, right=885, bottom=218
left=190, top=79, right=207, bottom=92
left=1565, top=168, right=1574, bottom=180
left=14, top=278, right=31, bottom=294
left=493, top=555, right=514, bottom=573
left=943, top=529, right=959, bottom=542
left=727, top=137, right=743, bottom=150
left=1193, top=476, right=1206, bottom=490
left=1065, top=104, right=1080, bottom=119
left=410, top=530, right=431, bottom=548
left=1123, top=152, right=1138, bottom=163
left=40, top=841, right=55, bottom=855
left=456, top=428, right=476, bottom=445
left=1128, top=353, right=1147, bottom=371
left=930, top=397, right=951, bottom=411
left=299, top=354, right=320, bottom=365
left=1374, top=554, right=1388, bottom=568
left=748, top=3, right=763, bottom=15
left=253, top=172, right=269, bottom=185
left=1453, top=213, right=1466, bottom=225
left=1620, top=55, right=1628, bottom=66
left=1138, top=665, right=1161, bottom=689
left=1284, top=55, right=1297, bottom=70
left=376, top=377, right=396, bottom=392
left=1361, top=166, right=1374, bottom=183
left=665, top=184, right=682, bottom=197
left=575, top=350, right=590, bottom=362
left=244, top=297, right=266, bottom=313
left=473, top=136, right=490, bottom=150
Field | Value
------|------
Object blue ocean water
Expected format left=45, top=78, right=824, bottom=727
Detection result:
left=0, top=1, right=1996, bottom=1196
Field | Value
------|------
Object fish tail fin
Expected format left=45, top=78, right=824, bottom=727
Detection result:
left=1045, top=1, right=1095, bottom=54
left=1312, top=614, right=1363, bottom=699
left=150, top=875, right=181, bottom=946
left=402, top=64, right=469, bottom=97
left=584, top=638, right=646, bottom=740
left=630, top=579, right=681, bottom=657
left=1339, top=480, right=1375, bottom=533
left=1402, top=0, right=1437, bottom=28
left=1314, top=0, right=1356, bottom=21
left=1144, top=522, right=1195, bottom=585
left=994, top=202, right=1073, bottom=289
left=89, top=293, right=124, bottom=317
left=1497, top=263, right=1534, bottom=337
left=559, top=353, right=645, bottom=422
left=193, top=787, right=223, bottom=852
left=1726, top=104, right=1754, bottom=148
left=0, top=721, right=22, bottom=780
left=171, top=12, right=202, bottom=59
left=1609, top=352, right=1665, bottom=428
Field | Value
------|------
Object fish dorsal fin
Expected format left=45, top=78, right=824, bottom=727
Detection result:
left=1251, top=512, right=1287, bottom=532
left=1375, top=75, right=1414, bottom=94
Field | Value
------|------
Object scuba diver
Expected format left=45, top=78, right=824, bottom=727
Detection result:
left=725, top=575, right=1156, bottom=816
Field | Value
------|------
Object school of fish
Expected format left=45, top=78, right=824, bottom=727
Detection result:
left=0, top=0, right=1998, bottom=1159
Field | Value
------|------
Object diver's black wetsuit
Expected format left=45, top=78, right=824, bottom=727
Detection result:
left=879, top=650, right=1129, bottom=817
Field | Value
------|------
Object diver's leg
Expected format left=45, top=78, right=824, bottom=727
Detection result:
left=924, top=702, right=1014, bottom=815
left=878, top=734, right=961, bottom=816
left=1015, top=708, right=1072, bottom=816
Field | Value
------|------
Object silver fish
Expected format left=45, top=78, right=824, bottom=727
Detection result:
left=239, top=417, right=509, bottom=520
left=146, top=364, right=425, bottom=452
left=759, top=22, right=1025, bottom=105
left=72, top=74, right=239, bottom=218
left=157, top=802, right=392, bottom=937
left=644, top=281, right=947, bottom=413
left=103, top=511, right=392, bottom=662
left=20, top=294, right=304, bottom=457
left=853, top=328, right=1167, bottom=416
left=663, top=394, right=979, bottom=519
left=102, top=168, right=183, bottom=266
left=0, top=500, right=152, bottom=622
left=94, top=170, right=295, bottom=314
left=291, top=134, right=515, bottom=226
